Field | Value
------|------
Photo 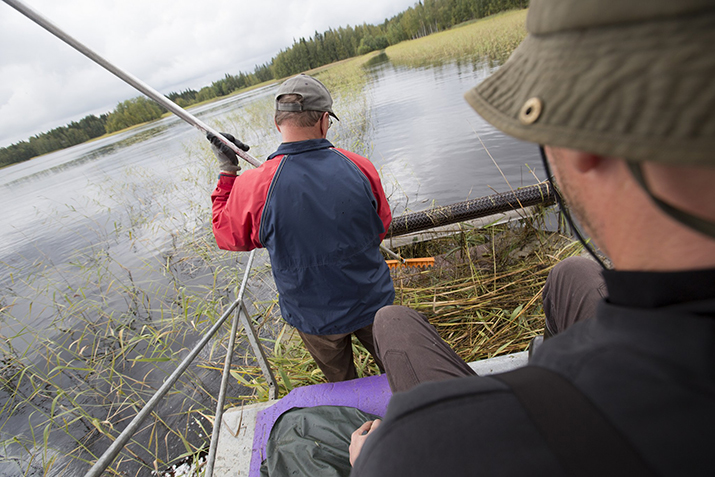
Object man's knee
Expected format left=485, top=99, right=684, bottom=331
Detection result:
left=543, top=257, right=601, bottom=304
left=543, top=256, right=606, bottom=335
left=373, top=305, right=430, bottom=358
left=374, top=305, right=404, bottom=342
left=374, top=305, right=424, bottom=341
left=546, top=257, right=599, bottom=287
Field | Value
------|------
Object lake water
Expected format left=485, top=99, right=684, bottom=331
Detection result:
left=0, top=59, right=540, bottom=474
left=365, top=57, right=539, bottom=211
left=0, top=59, right=539, bottom=284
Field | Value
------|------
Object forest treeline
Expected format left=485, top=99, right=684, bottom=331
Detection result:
left=0, top=0, right=527, bottom=168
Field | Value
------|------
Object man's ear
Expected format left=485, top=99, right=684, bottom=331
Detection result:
left=573, top=151, right=602, bottom=174
left=544, top=146, right=603, bottom=174
left=321, top=112, right=330, bottom=137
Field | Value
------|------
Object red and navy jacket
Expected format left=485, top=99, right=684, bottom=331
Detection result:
left=211, top=138, right=395, bottom=335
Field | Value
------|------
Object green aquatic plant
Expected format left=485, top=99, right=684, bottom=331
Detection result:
left=386, top=9, right=528, bottom=68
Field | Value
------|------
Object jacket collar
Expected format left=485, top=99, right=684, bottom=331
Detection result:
left=268, top=138, right=334, bottom=160
left=603, top=268, right=715, bottom=308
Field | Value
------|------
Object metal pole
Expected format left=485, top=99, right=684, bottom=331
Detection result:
left=205, top=286, right=278, bottom=476
left=205, top=251, right=259, bottom=476
left=2, top=0, right=262, bottom=168
left=239, top=300, right=278, bottom=401
left=379, top=244, right=406, bottom=265
left=204, top=305, right=242, bottom=477
left=85, top=250, right=257, bottom=477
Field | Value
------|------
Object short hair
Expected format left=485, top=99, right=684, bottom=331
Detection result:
left=275, top=94, right=324, bottom=127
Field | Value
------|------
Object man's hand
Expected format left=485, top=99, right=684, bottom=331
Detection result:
left=349, top=419, right=381, bottom=466
left=207, top=132, right=250, bottom=174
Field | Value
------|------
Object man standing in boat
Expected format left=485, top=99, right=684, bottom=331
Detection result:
left=209, top=74, right=394, bottom=382
left=350, top=0, right=715, bottom=474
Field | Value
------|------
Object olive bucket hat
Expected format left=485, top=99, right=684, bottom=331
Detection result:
left=464, top=0, right=715, bottom=166
left=275, top=74, right=339, bottom=120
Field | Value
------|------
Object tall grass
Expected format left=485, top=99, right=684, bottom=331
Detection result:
left=386, top=9, right=528, bottom=67
left=391, top=216, right=581, bottom=362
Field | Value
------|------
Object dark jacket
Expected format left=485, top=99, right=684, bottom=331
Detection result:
left=351, top=269, right=715, bottom=476
left=211, top=139, right=394, bottom=335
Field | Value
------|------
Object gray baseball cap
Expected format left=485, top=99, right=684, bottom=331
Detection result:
left=275, top=74, right=339, bottom=120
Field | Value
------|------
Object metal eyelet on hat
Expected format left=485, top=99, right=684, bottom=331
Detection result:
left=519, top=97, right=543, bottom=125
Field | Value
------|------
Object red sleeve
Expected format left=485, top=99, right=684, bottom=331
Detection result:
left=210, top=160, right=282, bottom=251
left=336, top=148, right=392, bottom=240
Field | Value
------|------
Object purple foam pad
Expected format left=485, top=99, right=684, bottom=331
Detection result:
left=249, top=374, right=392, bottom=476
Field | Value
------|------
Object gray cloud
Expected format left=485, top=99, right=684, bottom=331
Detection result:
left=0, top=0, right=416, bottom=147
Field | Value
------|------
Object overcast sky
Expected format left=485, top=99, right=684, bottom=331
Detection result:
left=0, top=0, right=418, bottom=148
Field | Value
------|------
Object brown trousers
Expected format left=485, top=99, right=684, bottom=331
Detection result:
left=542, top=256, right=607, bottom=336
left=373, top=256, right=606, bottom=393
left=298, top=324, right=385, bottom=382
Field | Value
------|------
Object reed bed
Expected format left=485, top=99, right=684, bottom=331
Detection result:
left=237, top=212, right=585, bottom=401
left=391, top=218, right=580, bottom=362
left=386, top=9, right=528, bottom=67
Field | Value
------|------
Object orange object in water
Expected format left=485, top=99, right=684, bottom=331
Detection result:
left=385, top=257, right=435, bottom=269
left=381, top=244, right=434, bottom=269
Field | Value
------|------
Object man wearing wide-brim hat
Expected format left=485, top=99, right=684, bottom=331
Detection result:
left=350, top=0, right=715, bottom=474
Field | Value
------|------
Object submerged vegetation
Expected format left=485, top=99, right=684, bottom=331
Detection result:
left=0, top=8, right=547, bottom=476
left=0, top=152, right=279, bottom=474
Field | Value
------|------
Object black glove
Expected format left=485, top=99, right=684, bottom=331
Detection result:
left=207, top=132, right=250, bottom=173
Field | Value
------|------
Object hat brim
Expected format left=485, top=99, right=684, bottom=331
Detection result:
left=465, top=11, right=715, bottom=166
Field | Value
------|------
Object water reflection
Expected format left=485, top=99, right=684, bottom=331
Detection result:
left=365, top=58, right=540, bottom=215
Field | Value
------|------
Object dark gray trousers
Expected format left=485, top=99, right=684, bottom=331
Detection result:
left=374, top=257, right=606, bottom=393
left=542, top=256, right=608, bottom=337
left=298, top=324, right=384, bottom=383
